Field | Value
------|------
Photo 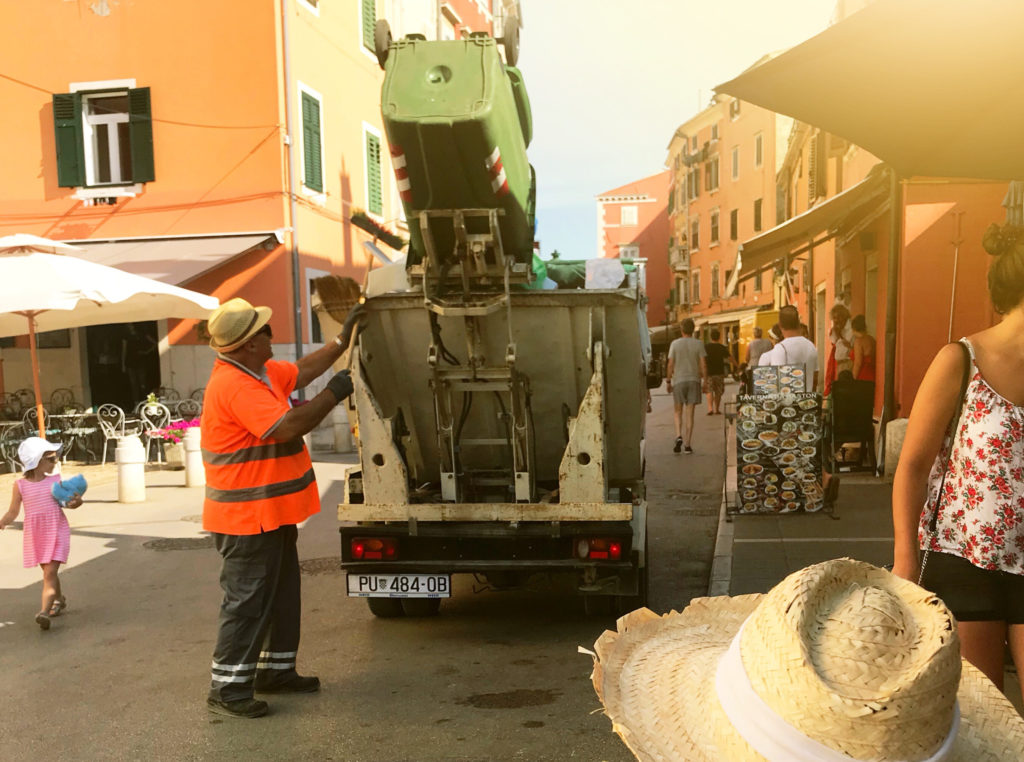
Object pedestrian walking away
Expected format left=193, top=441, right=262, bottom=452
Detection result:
left=893, top=221, right=1024, bottom=702
left=703, top=327, right=734, bottom=416
left=0, top=437, right=84, bottom=630
left=666, top=318, right=707, bottom=454
left=201, top=297, right=364, bottom=719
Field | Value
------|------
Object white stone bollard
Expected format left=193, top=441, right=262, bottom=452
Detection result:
left=332, top=405, right=354, bottom=453
left=183, top=427, right=205, bottom=487
left=884, top=417, right=910, bottom=476
left=116, top=435, right=147, bottom=503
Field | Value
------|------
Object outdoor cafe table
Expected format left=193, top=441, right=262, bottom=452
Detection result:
left=49, top=412, right=100, bottom=462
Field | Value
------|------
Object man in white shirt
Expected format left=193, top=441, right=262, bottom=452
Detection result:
left=760, top=305, right=819, bottom=393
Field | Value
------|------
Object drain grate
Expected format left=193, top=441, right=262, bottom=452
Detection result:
left=143, top=537, right=214, bottom=551
left=299, top=557, right=341, bottom=575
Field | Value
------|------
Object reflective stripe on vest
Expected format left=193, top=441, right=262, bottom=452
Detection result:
left=202, top=440, right=304, bottom=466
left=205, top=467, right=316, bottom=504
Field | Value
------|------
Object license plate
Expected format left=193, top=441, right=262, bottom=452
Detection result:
left=347, top=573, right=451, bottom=598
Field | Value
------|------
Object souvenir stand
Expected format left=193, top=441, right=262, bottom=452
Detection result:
left=724, top=365, right=832, bottom=518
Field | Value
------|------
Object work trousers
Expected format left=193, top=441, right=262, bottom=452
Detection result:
left=208, top=524, right=302, bottom=702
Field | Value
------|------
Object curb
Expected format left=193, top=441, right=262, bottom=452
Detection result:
left=708, top=484, right=733, bottom=597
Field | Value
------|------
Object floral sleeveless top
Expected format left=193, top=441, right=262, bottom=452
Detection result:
left=919, top=338, right=1024, bottom=573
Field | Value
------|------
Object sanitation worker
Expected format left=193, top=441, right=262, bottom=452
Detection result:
left=201, top=296, right=362, bottom=719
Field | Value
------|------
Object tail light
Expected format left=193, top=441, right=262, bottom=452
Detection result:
left=575, top=538, right=623, bottom=561
left=351, top=537, right=398, bottom=560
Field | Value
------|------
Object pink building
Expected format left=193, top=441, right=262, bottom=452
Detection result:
left=596, top=170, right=672, bottom=327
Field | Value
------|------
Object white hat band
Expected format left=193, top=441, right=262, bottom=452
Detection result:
left=714, top=621, right=960, bottom=762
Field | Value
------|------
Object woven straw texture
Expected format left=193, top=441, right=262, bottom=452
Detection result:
left=312, top=275, right=361, bottom=322
left=590, top=558, right=1024, bottom=761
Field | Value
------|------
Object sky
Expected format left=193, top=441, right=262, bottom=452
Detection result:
left=516, top=0, right=840, bottom=259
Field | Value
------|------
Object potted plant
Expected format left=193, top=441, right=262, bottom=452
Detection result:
left=153, top=417, right=200, bottom=468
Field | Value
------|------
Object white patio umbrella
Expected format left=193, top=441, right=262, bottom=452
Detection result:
left=0, top=234, right=219, bottom=436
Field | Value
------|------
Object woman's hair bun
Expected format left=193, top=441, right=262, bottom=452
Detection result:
left=982, top=222, right=1024, bottom=257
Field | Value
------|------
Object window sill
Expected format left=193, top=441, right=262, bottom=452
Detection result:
left=73, top=184, right=141, bottom=201
left=300, top=185, right=327, bottom=206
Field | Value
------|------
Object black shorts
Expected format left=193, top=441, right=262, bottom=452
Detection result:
left=919, top=550, right=1024, bottom=623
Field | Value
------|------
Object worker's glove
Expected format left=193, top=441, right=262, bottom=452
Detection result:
left=326, top=369, right=354, bottom=403
left=336, top=303, right=368, bottom=350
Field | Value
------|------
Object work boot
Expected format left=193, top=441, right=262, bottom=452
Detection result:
left=206, top=697, right=269, bottom=718
left=254, top=673, right=321, bottom=694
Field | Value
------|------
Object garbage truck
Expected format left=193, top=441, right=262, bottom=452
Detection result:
left=338, top=21, right=652, bottom=617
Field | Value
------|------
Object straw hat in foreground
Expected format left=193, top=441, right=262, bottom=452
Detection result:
left=589, top=558, right=1024, bottom=761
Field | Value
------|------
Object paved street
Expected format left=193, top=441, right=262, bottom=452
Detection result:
left=0, top=385, right=723, bottom=762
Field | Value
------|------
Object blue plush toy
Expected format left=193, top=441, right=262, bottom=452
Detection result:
left=52, top=474, right=88, bottom=508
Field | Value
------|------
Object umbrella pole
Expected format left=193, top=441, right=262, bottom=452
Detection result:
left=27, top=313, right=44, bottom=438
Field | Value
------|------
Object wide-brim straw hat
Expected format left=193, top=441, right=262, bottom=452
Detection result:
left=589, top=558, right=1024, bottom=761
left=207, top=297, right=272, bottom=353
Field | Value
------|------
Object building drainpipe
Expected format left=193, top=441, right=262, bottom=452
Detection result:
left=880, top=167, right=902, bottom=472
left=280, top=0, right=305, bottom=395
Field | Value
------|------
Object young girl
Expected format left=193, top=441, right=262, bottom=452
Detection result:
left=0, top=437, right=82, bottom=630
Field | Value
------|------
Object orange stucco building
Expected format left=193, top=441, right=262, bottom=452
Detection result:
left=0, top=0, right=496, bottom=422
left=596, top=171, right=672, bottom=328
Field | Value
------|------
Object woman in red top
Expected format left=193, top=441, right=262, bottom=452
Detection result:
left=851, top=314, right=876, bottom=382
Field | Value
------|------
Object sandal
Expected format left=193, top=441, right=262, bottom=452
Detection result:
left=35, top=612, right=51, bottom=630
left=48, top=596, right=67, bottom=617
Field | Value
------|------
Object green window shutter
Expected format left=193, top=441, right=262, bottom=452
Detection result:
left=365, top=132, right=382, bottom=215
left=52, top=92, right=84, bottom=188
left=668, top=187, right=674, bottom=213
left=361, top=0, right=376, bottom=51
left=301, top=92, right=323, bottom=192
left=128, top=87, right=155, bottom=183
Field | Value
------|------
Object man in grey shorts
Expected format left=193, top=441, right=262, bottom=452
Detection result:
left=666, top=318, right=707, bottom=454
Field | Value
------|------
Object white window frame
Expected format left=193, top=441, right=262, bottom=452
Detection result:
left=618, top=244, right=639, bottom=259
left=711, top=263, right=720, bottom=299
left=690, top=217, right=700, bottom=252
left=620, top=205, right=638, bottom=226
left=709, top=155, right=720, bottom=191
left=691, top=269, right=701, bottom=304
left=306, top=266, right=330, bottom=345
left=70, top=78, right=140, bottom=191
left=362, top=121, right=385, bottom=219
left=297, top=81, right=326, bottom=204
left=754, top=133, right=764, bottom=168
left=731, top=146, right=740, bottom=181
left=710, top=208, right=720, bottom=245
left=360, top=0, right=378, bottom=62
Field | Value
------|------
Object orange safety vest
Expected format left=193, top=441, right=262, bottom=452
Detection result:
left=201, top=358, right=320, bottom=535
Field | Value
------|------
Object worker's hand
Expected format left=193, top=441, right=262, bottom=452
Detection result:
left=337, top=304, right=368, bottom=349
left=325, top=369, right=354, bottom=403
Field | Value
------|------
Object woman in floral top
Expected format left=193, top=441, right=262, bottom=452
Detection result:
left=893, top=221, right=1024, bottom=698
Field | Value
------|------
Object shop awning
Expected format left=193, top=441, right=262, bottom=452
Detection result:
left=694, top=305, right=772, bottom=329
left=67, top=232, right=281, bottom=286
left=723, top=168, right=889, bottom=297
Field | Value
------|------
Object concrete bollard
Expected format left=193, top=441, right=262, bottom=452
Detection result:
left=183, top=427, right=205, bottom=487
left=884, top=417, right=909, bottom=476
left=116, top=435, right=146, bottom=503
left=332, top=405, right=354, bottom=453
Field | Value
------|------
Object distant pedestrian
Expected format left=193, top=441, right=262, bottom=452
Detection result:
left=703, top=328, right=734, bottom=415
left=201, top=297, right=364, bottom=719
left=851, top=314, right=877, bottom=382
left=745, top=326, right=773, bottom=391
left=666, top=318, right=707, bottom=454
left=0, top=437, right=83, bottom=630
left=825, top=303, right=853, bottom=395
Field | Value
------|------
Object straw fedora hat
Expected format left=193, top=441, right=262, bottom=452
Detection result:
left=589, top=558, right=1024, bottom=761
left=207, top=297, right=272, bottom=353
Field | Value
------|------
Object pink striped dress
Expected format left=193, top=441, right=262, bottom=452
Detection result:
left=17, top=474, right=70, bottom=567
